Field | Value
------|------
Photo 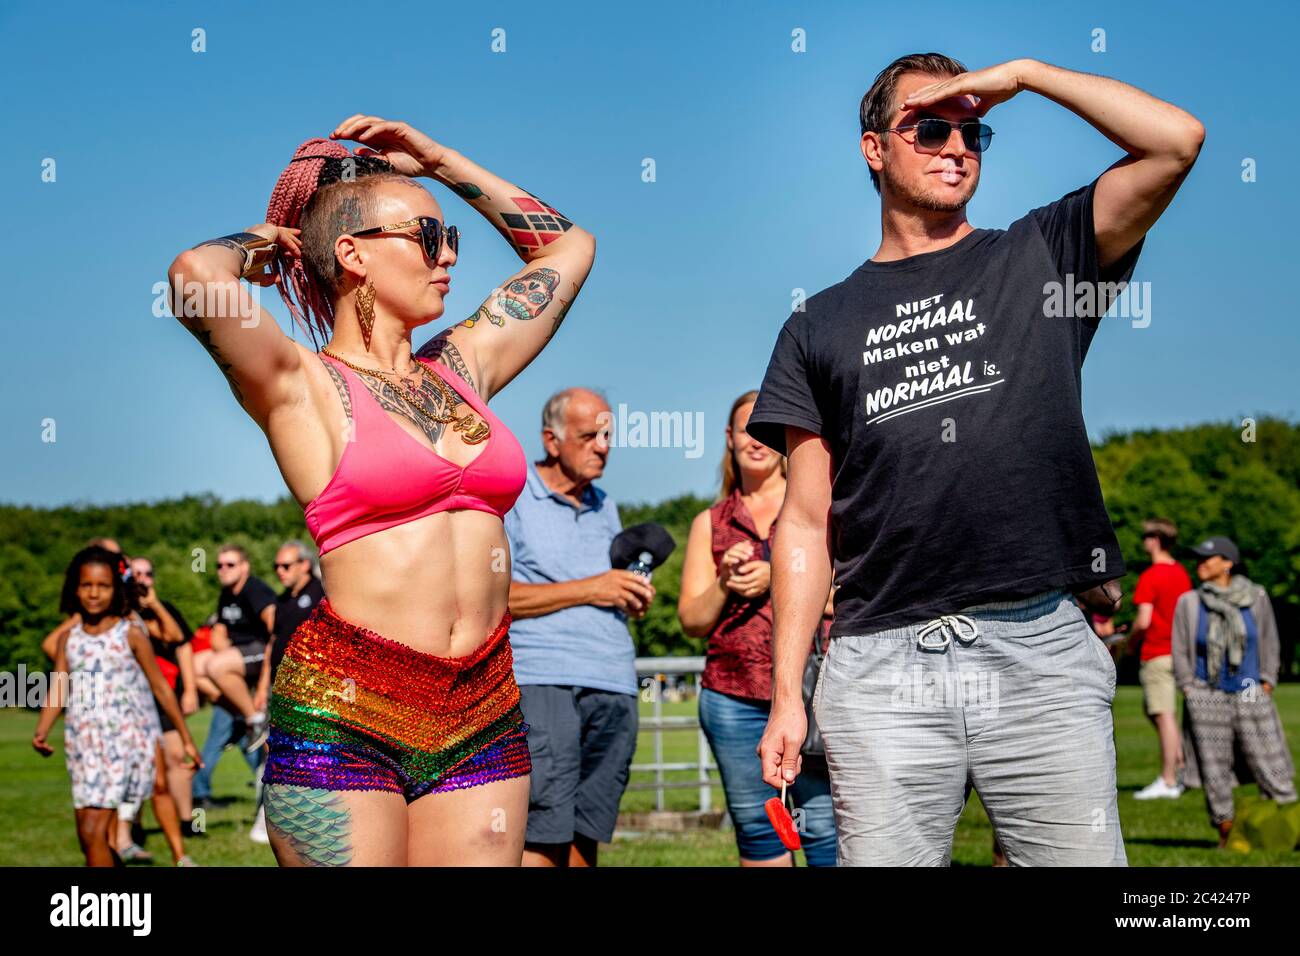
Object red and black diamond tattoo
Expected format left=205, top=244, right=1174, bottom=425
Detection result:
left=500, top=195, right=574, bottom=252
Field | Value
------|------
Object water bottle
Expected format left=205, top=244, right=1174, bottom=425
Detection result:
left=627, top=550, right=654, bottom=579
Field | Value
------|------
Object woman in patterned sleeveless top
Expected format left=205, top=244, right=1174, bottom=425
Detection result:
left=677, top=391, right=838, bottom=866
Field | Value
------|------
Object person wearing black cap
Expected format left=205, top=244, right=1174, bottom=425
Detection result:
left=1171, top=536, right=1296, bottom=847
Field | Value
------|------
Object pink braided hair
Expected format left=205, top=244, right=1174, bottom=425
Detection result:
left=266, top=138, right=390, bottom=347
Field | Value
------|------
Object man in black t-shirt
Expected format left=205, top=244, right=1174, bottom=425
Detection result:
left=196, top=545, right=276, bottom=761
left=255, top=539, right=325, bottom=713
left=751, top=53, right=1202, bottom=866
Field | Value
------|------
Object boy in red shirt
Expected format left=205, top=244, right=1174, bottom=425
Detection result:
left=1131, top=518, right=1192, bottom=799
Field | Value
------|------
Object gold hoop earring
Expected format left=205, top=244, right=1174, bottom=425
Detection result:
left=355, top=280, right=376, bottom=351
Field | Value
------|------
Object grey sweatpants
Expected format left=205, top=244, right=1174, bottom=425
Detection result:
left=813, top=590, right=1126, bottom=866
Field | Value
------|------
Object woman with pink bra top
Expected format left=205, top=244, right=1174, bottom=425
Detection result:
left=167, top=115, right=595, bottom=866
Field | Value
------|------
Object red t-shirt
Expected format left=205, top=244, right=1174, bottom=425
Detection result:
left=1133, top=561, right=1192, bottom=660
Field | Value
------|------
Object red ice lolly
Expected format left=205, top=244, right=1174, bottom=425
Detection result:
left=765, top=778, right=801, bottom=851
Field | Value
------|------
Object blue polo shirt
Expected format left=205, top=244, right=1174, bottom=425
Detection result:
left=504, top=462, right=638, bottom=695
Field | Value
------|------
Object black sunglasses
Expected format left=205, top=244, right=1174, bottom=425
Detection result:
left=882, top=118, right=994, bottom=153
left=275, top=560, right=304, bottom=571
left=352, top=216, right=459, bottom=261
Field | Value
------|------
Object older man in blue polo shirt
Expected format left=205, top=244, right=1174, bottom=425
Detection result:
left=505, top=386, right=656, bottom=867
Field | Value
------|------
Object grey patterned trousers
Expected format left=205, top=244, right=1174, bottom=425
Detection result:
left=1183, top=683, right=1297, bottom=825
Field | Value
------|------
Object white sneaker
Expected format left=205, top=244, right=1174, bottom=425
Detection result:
left=1134, top=777, right=1185, bottom=800
left=245, top=711, right=270, bottom=753
left=249, top=805, right=269, bottom=845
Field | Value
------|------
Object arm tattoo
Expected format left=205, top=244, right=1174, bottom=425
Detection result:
left=452, top=182, right=489, bottom=201
left=264, top=786, right=353, bottom=867
left=192, top=237, right=246, bottom=256
left=187, top=326, right=245, bottom=407
left=461, top=303, right=506, bottom=329
left=496, top=194, right=573, bottom=257
left=546, top=283, right=579, bottom=343
left=496, top=268, right=559, bottom=321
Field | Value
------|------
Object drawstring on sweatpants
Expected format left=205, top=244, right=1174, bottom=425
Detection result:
left=916, top=614, right=979, bottom=650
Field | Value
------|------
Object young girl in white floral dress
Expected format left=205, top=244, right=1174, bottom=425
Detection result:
left=33, top=546, right=202, bottom=866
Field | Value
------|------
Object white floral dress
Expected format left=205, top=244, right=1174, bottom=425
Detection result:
left=63, top=618, right=161, bottom=809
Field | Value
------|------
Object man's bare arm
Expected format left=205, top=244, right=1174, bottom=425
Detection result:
left=1016, top=60, right=1203, bottom=269
left=903, top=59, right=1204, bottom=268
left=508, top=580, right=593, bottom=619
left=770, top=426, right=836, bottom=711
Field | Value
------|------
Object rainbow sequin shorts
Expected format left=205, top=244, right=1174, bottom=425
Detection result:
left=263, top=598, right=531, bottom=801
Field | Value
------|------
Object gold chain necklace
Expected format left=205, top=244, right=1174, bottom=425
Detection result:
left=319, top=347, right=491, bottom=445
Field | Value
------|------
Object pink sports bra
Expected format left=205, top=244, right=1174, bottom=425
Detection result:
left=304, top=353, right=527, bottom=556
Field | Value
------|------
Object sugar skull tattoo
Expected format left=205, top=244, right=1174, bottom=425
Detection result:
left=497, top=268, right=560, bottom=321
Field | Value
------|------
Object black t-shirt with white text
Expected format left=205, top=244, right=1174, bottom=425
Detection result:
left=217, top=577, right=276, bottom=648
left=747, top=178, right=1143, bottom=637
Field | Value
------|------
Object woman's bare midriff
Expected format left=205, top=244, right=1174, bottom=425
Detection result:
left=318, top=509, right=511, bottom=657
left=270, top=350, right=513, bottom=659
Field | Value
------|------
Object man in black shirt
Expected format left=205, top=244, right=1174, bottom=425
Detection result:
left=255, top=540, right=325, bottom=714
left=195, top=544, right=275, bottom=770
left=751, top=53, right=1202, bottom=866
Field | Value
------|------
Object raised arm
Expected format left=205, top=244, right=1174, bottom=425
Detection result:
left=329, top=116, right=596, bottom=403
left=141, top=592, right=183, bottom=645
left=166, top=223, right=307, bottom=429
left=903, top=58, right=1204, bottom=268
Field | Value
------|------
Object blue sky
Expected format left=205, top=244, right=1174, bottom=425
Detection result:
left=3, top=0, right=1296, bottom=509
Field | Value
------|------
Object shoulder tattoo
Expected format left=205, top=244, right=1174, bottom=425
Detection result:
left=416, top=335, right=477, bottom=394
left=322, top=360, right=352, bottom=421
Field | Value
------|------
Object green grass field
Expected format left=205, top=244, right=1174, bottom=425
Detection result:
left=2, top=686, right=1297, bottom=866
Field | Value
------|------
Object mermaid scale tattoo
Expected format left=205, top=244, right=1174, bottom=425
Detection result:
left=265, top=786, right=353, bottom=866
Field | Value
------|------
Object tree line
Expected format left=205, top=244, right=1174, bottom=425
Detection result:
left=4, top=418, right=1297, bottom=679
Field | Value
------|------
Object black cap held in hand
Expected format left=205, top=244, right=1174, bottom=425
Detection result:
left=610, top=523, right=677, bottom=570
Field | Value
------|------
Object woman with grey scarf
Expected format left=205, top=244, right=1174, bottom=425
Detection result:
left=1171, top=536, right=1296, bottom=847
